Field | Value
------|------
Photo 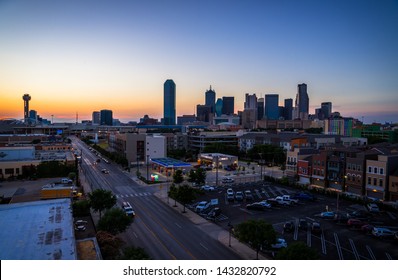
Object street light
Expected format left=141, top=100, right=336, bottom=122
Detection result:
left=228, top=222, right=234, bottom=247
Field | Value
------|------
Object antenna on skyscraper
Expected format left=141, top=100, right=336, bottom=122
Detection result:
left=76, top=112, right=78, bottom=124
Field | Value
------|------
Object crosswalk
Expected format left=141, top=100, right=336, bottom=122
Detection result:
left=115, top=192, right=152, bottom=199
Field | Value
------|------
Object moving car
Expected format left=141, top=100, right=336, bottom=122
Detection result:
left=101, top=169, right=110, bottom=174
left=122, top=202, right=136, bottom=217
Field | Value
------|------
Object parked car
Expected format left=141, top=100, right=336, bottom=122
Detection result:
left=321, top=211, right=335, bottom=219
left=347, top=218, right=365, bottom=228
left=244, top=190, right=253, bottom=200
left=367, top=203, right=380, bottom=213
left=350, top=210, right=373, bottom=220
left=258, top=200, right=272, bottom=208
left=235, top=191, right=244, bottom=201
left=222, top=177, right=235, bottom=184
left=334, top=212, right=350, bottom=224
left=226, top=188, right=234, bottom=201
left=283, top=221, right=294, bottom=233
left=292, top=192, right=316, bottom=201
left=195, top=201, right=210, bottom=213
left=271, top=238, right=288, bottom=249
left=74, top=220, right=87, bottom=231
left=361, top=224, right=374, bottom=234
left=299, top=219, right=308, bottom=230
left=246, top=203, right=268, bottom=211
left=311, top=222, right=322, bottom=234
left=371, top=227, right=395, bottom=239
left=206, top=207, right=221, bottom=220
left=201, top=185, right=215, bottom=191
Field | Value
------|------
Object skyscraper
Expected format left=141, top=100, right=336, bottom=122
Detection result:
left=244, top=93, right=257, bottom=109
left=215, top=98, right=223, bottom=117
left=265, top=94, right=279, bottom=120
left=321, top=102, right=332, bottom=119
left=92, top=111, right=100, bottom=124
left=163, top=79, right=176, bottom=125
left=205, top=86, right=216, bottom=113
left=100, top=109, right=113, bottom=125
left=295, top=83, right=309, bottom=120
left=222, top=97, right=234, bottom=115
left=257, top=98, right=264, bottom=120
left=284, top=98, right=293, bottom=120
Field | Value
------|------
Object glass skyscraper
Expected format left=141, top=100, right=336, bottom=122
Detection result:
left=295, top=83, right=309, bottom=120
left=265, top=94, right=279, bottom=120
left=163, top=79, right=176, bottom=125
left=205, top=86, right=216, bottom=113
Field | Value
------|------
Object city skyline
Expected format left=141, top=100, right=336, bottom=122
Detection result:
left=1, top=0, right=397, bottom=124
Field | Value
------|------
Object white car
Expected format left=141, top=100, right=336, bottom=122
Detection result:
left=367, top=203, right=380, bottom=213
left=258, top=200, right=272, bottom=208
left=195, top=201, right=210, bottom=212
left=201, top=185, right=215, bottom=191
left=271, top=238, right=288, bottom=249
left=222, top=177, right=235, bottom=184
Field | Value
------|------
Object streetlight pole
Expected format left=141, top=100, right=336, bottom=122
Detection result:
left=215, top=155, right=219, bottom=187
left=146, top=155, right=150, bottom=182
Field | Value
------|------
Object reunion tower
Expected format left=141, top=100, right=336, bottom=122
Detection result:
left=22, top=93, right=31, bottom=124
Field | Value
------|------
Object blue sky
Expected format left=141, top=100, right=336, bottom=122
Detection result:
left=0, top=0, right=397, bottom=123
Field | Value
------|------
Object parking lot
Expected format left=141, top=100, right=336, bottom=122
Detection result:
left=191, top=180, right=398, bottom=260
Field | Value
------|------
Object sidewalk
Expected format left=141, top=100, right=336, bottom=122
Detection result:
left=154, top=188, right=270, bottom=260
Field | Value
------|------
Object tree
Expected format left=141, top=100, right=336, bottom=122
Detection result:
left=97, top=208, right=133, bottom=235
left=173, top=169, right=184, bottom=185
left=88, top=189, right=117, bottom=219
left=275, top=242, right=319, bottom=260
left=195, top=168, right=206, bottom=185
left=176, top=184, right=196, bottom=213
left=72, top=200, right=91, bottom=217
left=96, top=231, right=124, bottom=260
left=121, top=246, right=151, bottom=260
left=234, top=219, right=277, bottom=259
left=168, top=183, right=178, bottom=207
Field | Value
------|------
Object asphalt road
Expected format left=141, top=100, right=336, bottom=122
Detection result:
left=72, top=137, right=241, bottom=260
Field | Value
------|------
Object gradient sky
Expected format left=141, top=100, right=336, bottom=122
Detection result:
left=0, top=0, right=397, bottom=124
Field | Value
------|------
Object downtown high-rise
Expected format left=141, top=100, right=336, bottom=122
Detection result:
left=163, top=79, right=176, bottom=125
left=294, top=83, right=309, bottom=120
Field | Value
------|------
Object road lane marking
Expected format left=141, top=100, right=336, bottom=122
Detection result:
left=175, top=222, right=182, bottom=229
left=321, top=231, right=326, bottom=255
left=386, top=253, right=392, bottom=260
left=200, top=243, right=209, bottom=251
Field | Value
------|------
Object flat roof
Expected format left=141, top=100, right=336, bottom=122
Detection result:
left=0, top=199, right=76, bottom=260
left=151, top=157, right=192, bottom=168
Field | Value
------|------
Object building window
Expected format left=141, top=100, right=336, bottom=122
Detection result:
left=368, top=166, right=372, bottom=173
left=379, top=179, right=383, bottom=187
left=373, top=178, right=377, bottom=185
left=380, top=168, right=384, bottom=175
left=357, top=165, right=361, bottom=172
left=5, top=168, right=14, bottom=175
left=374, top=167, right=378, bottom=174
left=368, top=177, right=371, bottom=184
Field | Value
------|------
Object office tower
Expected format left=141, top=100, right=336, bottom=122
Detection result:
left=205, top=86, right=216, bottom=113
left=257, top=98, right=264, bottom=120
left=100, top=109, right=113, bottom=126
left=321, top=102, right=332, bottom=119
left=244, top=93, right=257, bottom=109
left=22, top=94, right=31, bottom=124
left=222, top=97, right=234, bottom=115
left=29, top=110, right=37, bottom=123
left=196, top=105, right=212, bottom=122
left=284, top=98, right=293, bottom=120
left=163, top=79, right=176, bottom=125
left=295, top=83, right=309, bottom=120
left=92, top=111, right=100, bottom=124
left=264, top=94, right=279, bottom=120
left=215, top=98, right=223, bottom=117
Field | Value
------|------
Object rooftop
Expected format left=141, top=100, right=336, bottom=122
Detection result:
left=0, top=199, right=76, bottom=260
left=151, top=157, right=192, bottom=168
